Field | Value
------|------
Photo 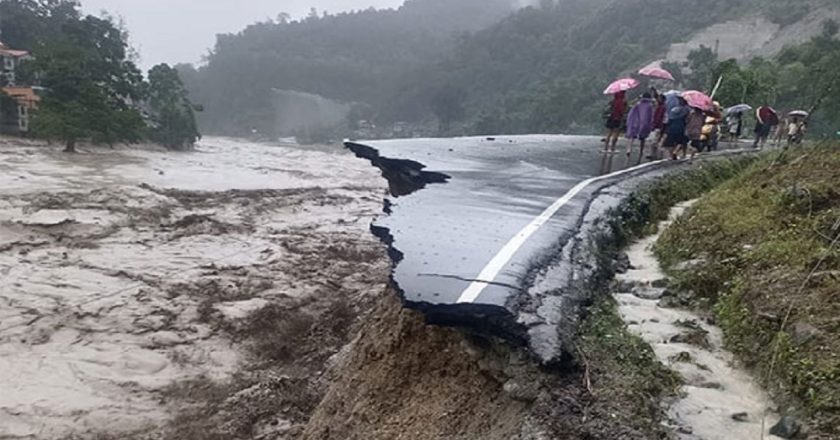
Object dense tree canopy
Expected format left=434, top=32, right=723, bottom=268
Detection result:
left=183, top=0, right=759, bottom=137
left=181, top=0, right=516, bottom=137
left=27, top=15, right=146, bottom=151
left=4, top=0, right=200, bottom=151
left=147, top=64, right=201, bottom=150
left=0, top=0, right=81, bottom=50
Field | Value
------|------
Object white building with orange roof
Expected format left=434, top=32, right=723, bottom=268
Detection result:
left=0, top=42, right=38, bottom=133
left=0, top=42, right=32, bottom=86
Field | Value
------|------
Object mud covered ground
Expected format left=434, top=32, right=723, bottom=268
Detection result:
left=0, top=137, right=389, bottom=439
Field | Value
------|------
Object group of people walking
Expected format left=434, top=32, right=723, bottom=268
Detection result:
left=602, top=88, right=808, bottom=164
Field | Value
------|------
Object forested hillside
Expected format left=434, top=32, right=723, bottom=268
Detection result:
left=179, top=0, right=517, bottom=137
left=0, top=0, right=200, bottom=151
left=182, top=0, right=840, bottom=139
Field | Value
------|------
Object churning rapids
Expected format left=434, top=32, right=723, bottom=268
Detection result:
left=615, top=201, right=780, bottom=440
left=0, top=137, right=387, bottom=438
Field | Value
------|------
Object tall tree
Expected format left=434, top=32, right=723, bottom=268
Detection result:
left=0, top=0, right=80, bottom=50
left=28, top=15, right=145, bottom=152
left=147, top=64, right=200, bottom=150
left=685, top=45, right=718, bottom=92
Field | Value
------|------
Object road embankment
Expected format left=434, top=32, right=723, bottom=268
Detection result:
left=305, top=149, right=758, bottom=439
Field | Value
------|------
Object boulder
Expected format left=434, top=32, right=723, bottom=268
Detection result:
left=769, top=415, right=801, bottom=439
left=672, top=258, right=706, bottom=271
left=631, top=285, right=665, bottom=300
left=651, top=278, right=669, bottom=288
left=791, top=321, right=822, bottom=345
left=614, top=252, right=632, bottom=274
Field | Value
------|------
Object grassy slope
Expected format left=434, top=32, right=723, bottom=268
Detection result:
left=571, top=156, right=758, bottom=438
left=656, top=145, right=840, bottom=438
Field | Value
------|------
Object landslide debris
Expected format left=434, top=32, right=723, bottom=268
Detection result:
left=301, top=287, right=679, bottom=440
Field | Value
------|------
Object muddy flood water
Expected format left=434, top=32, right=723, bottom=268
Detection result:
left=616, top=201, right=780, bottom=440
left=0, top=137, right=388, bottom=438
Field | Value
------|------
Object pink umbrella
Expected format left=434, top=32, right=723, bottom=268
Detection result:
left=639, top=66, right=675, bottom=81
left=681, top=90, right=714, bottom=111
left=603, top=78, right=640, bottom=95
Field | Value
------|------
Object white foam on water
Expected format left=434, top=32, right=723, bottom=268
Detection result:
left=616, top=201, right=781, bottom=440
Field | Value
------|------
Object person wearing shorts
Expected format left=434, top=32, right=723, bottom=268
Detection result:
left=603, top=91, right=627, bottom=152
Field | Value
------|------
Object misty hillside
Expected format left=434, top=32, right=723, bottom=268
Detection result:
left=182, top=0, right=840, bottom=138
left=179, top=0, right=517, bottom=137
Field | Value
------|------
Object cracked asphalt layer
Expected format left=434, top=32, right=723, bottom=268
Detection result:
left=349, top=135, right=745, bottom=362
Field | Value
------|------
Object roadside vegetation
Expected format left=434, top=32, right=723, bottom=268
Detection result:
left=571, top=155, right=757, bottom=438
left=656, top=144, right=840, bottom=437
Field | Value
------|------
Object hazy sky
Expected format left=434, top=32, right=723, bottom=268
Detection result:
left=81, top=0, right=405, bottom=70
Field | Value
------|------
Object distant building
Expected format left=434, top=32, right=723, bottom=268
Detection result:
left=0, top=42, right=38, bottom=134
left=0, top=42, right=31, bottom=86
left=2, top=86, right=40, bottom=133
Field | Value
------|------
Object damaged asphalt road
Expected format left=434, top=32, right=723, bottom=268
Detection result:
left=348, top=135, right=745, bottom=363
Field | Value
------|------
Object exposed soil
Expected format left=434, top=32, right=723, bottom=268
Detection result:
left=302, top=285, right=680, bottom=440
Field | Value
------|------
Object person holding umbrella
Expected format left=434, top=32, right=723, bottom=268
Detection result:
left=787, top=110, right=809, bottom=145
left=604, top=91, right=627, bottom=152
left=602, top=78, right=638, bottom=153
left=725, top=104, right=750, bottom=145
left=663, top=97, right=690, bottom=160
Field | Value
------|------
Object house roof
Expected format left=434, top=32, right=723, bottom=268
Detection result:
left=0, top=49, right=29, bottom=57
left=0, top=42, right=29, bottom=57
left=2, top=87, right=40, bottom=106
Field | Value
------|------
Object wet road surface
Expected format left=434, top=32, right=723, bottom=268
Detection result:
left=348, top=134, right=687, bottom=356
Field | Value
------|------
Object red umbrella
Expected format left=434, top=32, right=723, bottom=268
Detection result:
left=603, top=78, right=640, bottom=95
left=681, top=90, right=714, bottom=111
left=639, top=66, right=675, bottom=81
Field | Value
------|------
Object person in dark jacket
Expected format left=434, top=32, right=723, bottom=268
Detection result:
left=663, top=98, right=690, bottom=160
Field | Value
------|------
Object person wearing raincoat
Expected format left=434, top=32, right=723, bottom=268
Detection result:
left=625, top=92, right=655, bottom=164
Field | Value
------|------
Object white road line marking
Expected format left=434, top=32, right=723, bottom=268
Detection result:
left=456, top=159, right=667, bottom=304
